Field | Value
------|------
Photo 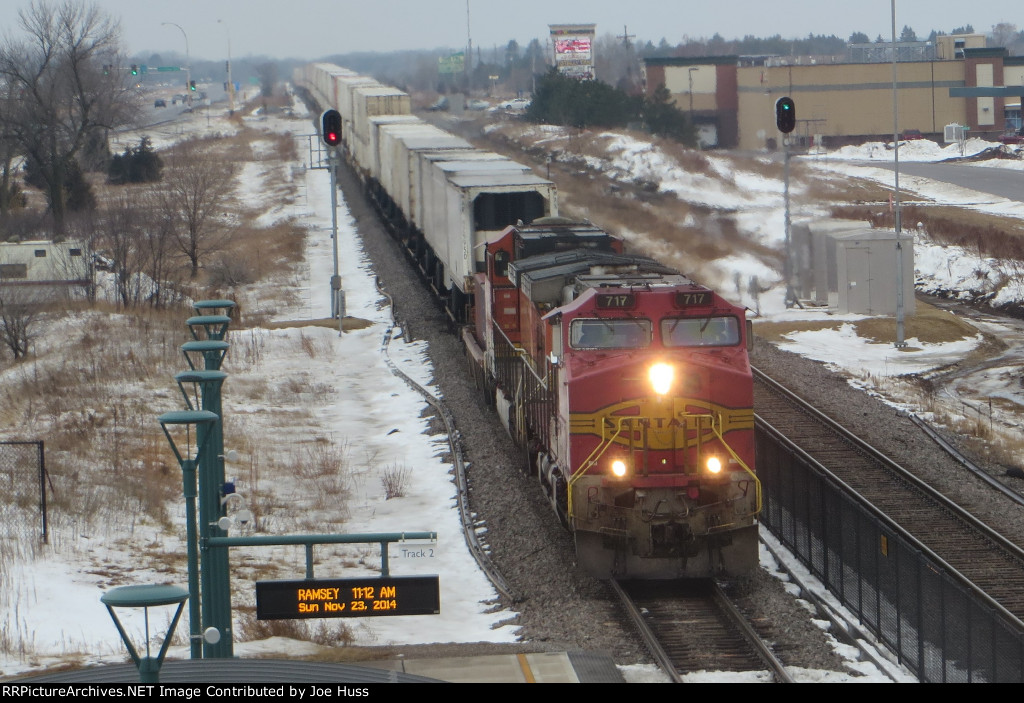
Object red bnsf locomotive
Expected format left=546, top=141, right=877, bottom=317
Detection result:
left=465, top=218, right=760, bottom=579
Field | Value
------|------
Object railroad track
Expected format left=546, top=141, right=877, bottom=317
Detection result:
left=611, top=578, right=792, bottom=682
left=754, top=368, right=1024, bottom=620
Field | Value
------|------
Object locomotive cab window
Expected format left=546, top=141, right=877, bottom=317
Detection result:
left=662, top=316, right=740, bottom=347
left=570, top=319, right=651, bottom=349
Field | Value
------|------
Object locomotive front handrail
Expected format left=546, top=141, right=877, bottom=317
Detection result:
left=566, top=411, right=761, bottom=521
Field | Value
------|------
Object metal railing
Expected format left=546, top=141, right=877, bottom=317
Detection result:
left=757, top=423, right=1024, bottom=682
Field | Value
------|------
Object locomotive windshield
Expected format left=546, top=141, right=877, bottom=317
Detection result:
left=662, top=316, right=740, bottom=347
left=570, top=318, right=652, bottom=349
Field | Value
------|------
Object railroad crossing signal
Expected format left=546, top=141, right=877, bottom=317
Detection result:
left=776, top=97, right=796, bottom=133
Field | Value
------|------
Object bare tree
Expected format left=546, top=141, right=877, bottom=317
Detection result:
left=256, top=62, right=277, bottom=99
left=94, top=190, right=151, bottom=308
left=0, top=86, right=25, bottom=220
left=0, top=1, right=139, bottom=232
left=139, top=192, right=178, bottom=308
left=0, top=284, right=45, bottom=359
left=990, top=22, right=1019, bottom=49
left=159, top=139, right=236, bottom=279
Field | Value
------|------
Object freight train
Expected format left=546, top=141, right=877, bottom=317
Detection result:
left=297, top=63, right=760, bottom=579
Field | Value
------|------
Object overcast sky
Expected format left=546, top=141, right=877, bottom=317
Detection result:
left=0, top=0, right=1020, bottom=62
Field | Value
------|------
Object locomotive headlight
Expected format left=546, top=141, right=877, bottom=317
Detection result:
left=611, top=459, right=628, bottom=478
left=649, top=363, right=674, bottom=396
left=705, top=456, right=723, bottom=474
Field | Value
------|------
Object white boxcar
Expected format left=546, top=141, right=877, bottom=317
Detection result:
left=382, top=129, right=474, bottom=229
left=335, top=75, right=381, bottom=144
left=356, top=115, right=421, bottom=181
left=352, top=85, right=411, bottom=150
left=421, top=164, right=556, bottom=294
left=412, top=150, right=511, bottom=233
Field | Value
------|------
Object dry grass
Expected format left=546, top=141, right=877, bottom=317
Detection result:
left=753, top=300, right=982, bottom=346
left=834, top=204, right=1024, bottom=260
left=236, top=610, right=354, bottom=648
left=0, top=112, right=364, bottom=658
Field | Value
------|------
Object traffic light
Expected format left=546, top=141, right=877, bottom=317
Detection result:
left=102, top=65, right=110, bottom=75
left=131, top=64, right=138, bottom=76
left=321, top=109, right=342, bottom=147
left=189, top=80, right=196, bottom=91
left=775, top=97, right=795, bottom=133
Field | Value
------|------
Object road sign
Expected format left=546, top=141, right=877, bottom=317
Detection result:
left=156, top=66, right=183, bottom=72
left=438, top=52, right=465, bottom=74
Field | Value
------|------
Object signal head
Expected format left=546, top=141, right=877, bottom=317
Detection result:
left=775, top=96, right=795, bottom=134
left=321, top=109, right=342, bottom=147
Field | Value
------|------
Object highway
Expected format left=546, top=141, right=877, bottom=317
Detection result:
left=867, top=158, right=1024, bottom=203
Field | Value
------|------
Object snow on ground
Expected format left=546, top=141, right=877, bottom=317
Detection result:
left=4, top=97, right=1024, bottom=683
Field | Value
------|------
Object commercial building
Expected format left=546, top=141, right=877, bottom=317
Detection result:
left=644, top=36, right=1024, bottom=150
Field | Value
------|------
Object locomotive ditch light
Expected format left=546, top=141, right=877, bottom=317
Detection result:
left=705, top=456, right=723, bottom=474
left=648, top=363, right=674, bottom=396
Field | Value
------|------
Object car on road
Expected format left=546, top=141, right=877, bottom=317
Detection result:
left=465, top=98, right=489, bottom=111
left=153, top=98, right=166, bottom=108
left=497, top=97, right=531, bottom=111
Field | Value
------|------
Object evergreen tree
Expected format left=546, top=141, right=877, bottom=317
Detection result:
left=643, top=84, right=697, bottom=146
left=107, top=137, right=162, bottom=185
left=528, top=71, right=696, bottom=147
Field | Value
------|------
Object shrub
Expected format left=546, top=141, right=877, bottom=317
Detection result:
left=381, top=463, right=410, bottom=499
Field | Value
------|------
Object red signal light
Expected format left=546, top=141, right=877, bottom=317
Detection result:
left=321, top=109, right=342, bottom=147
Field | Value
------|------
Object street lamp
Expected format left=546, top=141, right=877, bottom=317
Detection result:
left=161, top=22, right=191, bottom=108
left=217, top=19, right=234, bottom=115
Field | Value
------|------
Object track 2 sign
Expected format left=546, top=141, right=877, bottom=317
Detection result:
left=256, top=576, right=440, bottom=619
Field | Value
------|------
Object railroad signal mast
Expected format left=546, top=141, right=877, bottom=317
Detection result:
left=776, top=97, right=800, bottom=309
left=320, top=109, right=344, bottom=327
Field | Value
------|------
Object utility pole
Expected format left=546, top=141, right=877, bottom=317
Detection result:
left=218, top=19, right=234, bottom=115
left=619, top=26, right=636, bottom=89
left=465, top=0, right=472, bottom=92
left=891, top=0, right=907, bottom=348
left=618, top=25, right=634, bottom=50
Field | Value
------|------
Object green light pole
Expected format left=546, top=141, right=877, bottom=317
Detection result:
left=158, top=409, right=218, bottom=659
left=185, top=301, right=235, bottom=658
left=101, top=584, right=189, bottom=683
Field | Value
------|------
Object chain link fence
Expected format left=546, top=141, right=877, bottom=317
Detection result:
left=0, top=440, right=48, bottom=545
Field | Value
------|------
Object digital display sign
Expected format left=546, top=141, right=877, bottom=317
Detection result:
left=256, top=576, right=440, bottom=620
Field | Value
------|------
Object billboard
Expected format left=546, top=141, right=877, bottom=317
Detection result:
left=549, top=24, right=596, bottom=80
left=439, top=52, right=465, bottom=75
